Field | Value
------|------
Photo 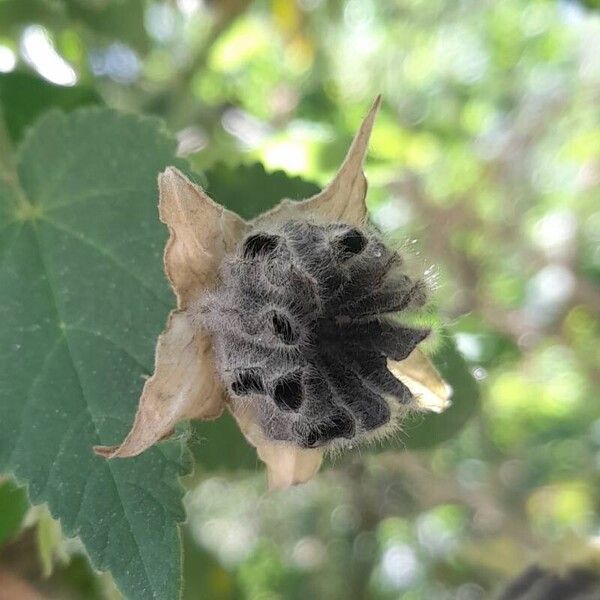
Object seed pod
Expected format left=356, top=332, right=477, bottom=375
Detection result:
left=95, top=96, right=452, bottom=489
left=203, top=221, right=429, bottom=450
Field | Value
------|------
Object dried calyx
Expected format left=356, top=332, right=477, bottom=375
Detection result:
left=201, top=220, right=430, bottom=450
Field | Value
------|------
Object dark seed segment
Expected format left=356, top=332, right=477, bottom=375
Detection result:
left=296, top=410, right=355, bottom=448
left=336, top=275, right=414, bottom=318
left=271, top=312, right=297, bottom=345
left=232, top=370, right=265, bottom=395
left=345, top=350, right=413, bottom=403
left=273, top=371, right=303, bottom=411
left=243, top=233, right=280, bottom=259
left=318, top=353, right=391, bottom=431
left=334, top=319, right=430, bottom=362
left=330, top=246, right=400, bottom=311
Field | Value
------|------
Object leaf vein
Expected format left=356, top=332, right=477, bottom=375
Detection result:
left=64, top=324, right=152, bottom=374
left=8, top=334, right=64, bottom=466
left=44, top=187, right=149, bottom=213
left=0, top=223, right=24, bottom=271
left=29, top=222, right=160, bottom=599
left=41, top=216, right=171, bottom=309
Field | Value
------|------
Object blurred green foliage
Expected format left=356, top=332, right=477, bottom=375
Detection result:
left=398, top=333, right=480, bottom=450
left=0, top=0, right=598, bottom=599
left=0, top=480, right=28, bottom=546
left=0, top=71, right=100, bottom=142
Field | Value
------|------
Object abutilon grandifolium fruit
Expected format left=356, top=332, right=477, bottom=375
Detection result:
left=203, top=220, right=430, bottom=450
left=95, top=96, right=451, bottom=489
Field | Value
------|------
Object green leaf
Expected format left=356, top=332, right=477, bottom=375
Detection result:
left=0, top=479, right=28, bottom=546
left=0, top=72, right=101, bottom=143
left=0, top=108, right=191, bottom=600
left=400, top=334, right=481, bottom=450
left=204, top=162, right=320, bottom=220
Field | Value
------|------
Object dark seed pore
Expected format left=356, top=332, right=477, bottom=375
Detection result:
left=271, top=311, right=297, bottom=345
left=243, top=233, right=280, bottom=259
left=336, top=228, right=367, bottom=258
left=273, top=371, right=303, bottom=411
left=231, top=370, right=264, bottom=395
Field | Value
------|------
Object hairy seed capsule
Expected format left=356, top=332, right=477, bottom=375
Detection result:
left=201, top=220, right=429, bottom=449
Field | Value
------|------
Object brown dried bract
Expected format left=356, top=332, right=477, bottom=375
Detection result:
left=94, top=96, right=451, bottom=489
left=94, top=170, right=247, bottom=459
